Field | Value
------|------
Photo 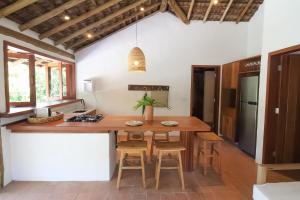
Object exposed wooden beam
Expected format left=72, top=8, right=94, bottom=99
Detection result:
left=220, top=0, right=234, bottom=22
left=203, top=0, right=214, bottom=22
left=19, top=0, right=86, bottom=31
left=0, top=26, right=74, bottom=59
left=187, top=0, right=195, bottom=20
left=39, top=0, right=122, bottom=40
left=168, top=0, right=189, bottom=24
left=55, top=0, right=147, bottom=45
left=69, top=3, right=160, bottom=50
left=236, top=0, right=254, bottom=23
left=0, top=0, right=38, bottom=18
left=160, top=0, right=168, bottom=12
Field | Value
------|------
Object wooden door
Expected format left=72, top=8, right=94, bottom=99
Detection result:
left=277, top=55, right=300, bottom=163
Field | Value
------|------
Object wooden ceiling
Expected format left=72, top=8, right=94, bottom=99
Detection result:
left=0, top=0, right=263, bottom=51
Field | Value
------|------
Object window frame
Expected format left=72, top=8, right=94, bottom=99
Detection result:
left=4, top=41, right=76, bottom=113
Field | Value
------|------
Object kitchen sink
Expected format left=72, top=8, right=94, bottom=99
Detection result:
left=73, top=110, right=87, bottom=113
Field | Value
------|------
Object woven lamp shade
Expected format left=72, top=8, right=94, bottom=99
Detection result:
left=128, top=47, right=146, bottom=72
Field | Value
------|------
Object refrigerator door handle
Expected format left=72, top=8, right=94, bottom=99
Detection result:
left=248, top=101, right=258, bottom=105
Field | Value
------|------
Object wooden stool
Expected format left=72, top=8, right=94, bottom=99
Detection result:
left=116, top=141, right=147, bottom=189
left=150, top=131, right=170, bottom=161
left=197, top=132, right=223, bottom=175
left=155, top=142, right=186, bottom=190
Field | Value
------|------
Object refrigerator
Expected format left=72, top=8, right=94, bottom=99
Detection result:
left=238, top=76, right=259, bottom=157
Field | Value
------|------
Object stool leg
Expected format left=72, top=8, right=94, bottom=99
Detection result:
left=197, top=138, right=202, bottom=168
left=140, top=151, right=146, bottom=188
left=155, top=151, right=162, bottom=190
left=117, top=151, right=124, bottom=189
left=217, top=142, right=222, bottom=175
left=210, top=143, right=214, bottom=167
left=203, top=141, right=208, bottom=175
left=150, top=133, right=155, bottom=163
left=178, top=151, right=185, bottom=190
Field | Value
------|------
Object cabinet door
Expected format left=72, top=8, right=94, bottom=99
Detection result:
left=221, top=114, right=235, bottom=142
left=222, top=63, right=232, bottom=89
left=231, top=62, right=240, bottom=88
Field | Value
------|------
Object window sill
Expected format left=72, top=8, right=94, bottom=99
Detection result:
left=0, top=99, right=81, bottom=118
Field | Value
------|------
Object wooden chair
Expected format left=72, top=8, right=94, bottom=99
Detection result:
left=116, top=141, right=147, bottom=189
left=197, top=132, right=223, bottom=175
left=155, top=141, right=186, bottom=190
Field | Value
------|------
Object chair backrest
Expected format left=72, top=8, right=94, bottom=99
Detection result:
left=126, top=131, right=145, bottom=141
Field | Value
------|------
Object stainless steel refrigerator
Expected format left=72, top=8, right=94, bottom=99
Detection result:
left=238, top=76, right=259, bottom=157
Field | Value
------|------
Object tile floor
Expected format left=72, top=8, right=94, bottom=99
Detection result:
left=0, top=140, right=299, bottom=200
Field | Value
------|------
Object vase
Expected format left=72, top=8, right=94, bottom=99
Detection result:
left=144, top=105, right=153, bottom=121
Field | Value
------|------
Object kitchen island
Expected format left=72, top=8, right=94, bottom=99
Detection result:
left=3, top=116, right=210, bottom=184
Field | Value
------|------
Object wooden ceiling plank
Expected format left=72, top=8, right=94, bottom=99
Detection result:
left=19, top=0, right=86, bottom=31
left=69, top=3, right=160, bottom=50
left=203, top=0, right=214, bottom=22
left=90, top=0, right=97, bottom=6
left=187, top=0, right=195, bottom=20
left=220, top=0, right=234, bottom=22
left=0, top=0, right=38, bottom=18
left=0, top=26, right=74, bottom=59
left=55, top=0, right=147, bottom=45
left=236, top=0, right=254, bottom=23
left=168, top=0, right=189, bottom=24
left=39, top=0, right=122, bottom=40
left=160, top=0, right=168, bottom=12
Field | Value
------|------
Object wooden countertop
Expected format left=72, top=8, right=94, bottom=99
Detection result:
left=7, top=116, right=211, bottom=133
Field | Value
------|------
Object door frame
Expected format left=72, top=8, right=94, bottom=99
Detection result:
left=190, top=65, right=221, bottom=132
left=263, top=44, right=300, bottom=164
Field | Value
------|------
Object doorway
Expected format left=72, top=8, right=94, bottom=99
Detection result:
left=263, top=44, right=300, bottom=164
left=190, top=65, right=220, bottom=132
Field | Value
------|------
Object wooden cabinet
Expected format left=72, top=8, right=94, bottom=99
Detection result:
left=220, top=55, right=261, bottom=143
left=221, top=108, right=236, bottom=142
left=221, top=61, right=239, bottom=142
left=222, top=61, right=239, bottom=89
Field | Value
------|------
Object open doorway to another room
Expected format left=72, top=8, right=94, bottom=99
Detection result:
left=190, top=65, right=220, bottom=132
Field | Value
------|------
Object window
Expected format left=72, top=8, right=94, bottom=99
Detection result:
left=4, top=41, right=76, bottom=112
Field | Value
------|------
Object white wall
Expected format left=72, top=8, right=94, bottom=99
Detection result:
left=0, top=18, right=74, bottom=113
left=255, top=0, right=300, bottom=163
left=2, top=129, right=116, bottom=183
left=75, top=12, right=248, bottom=116
left=247, top=4, right=264, bottom=57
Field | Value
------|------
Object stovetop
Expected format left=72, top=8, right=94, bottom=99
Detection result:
left=66, top=114, right=103, bottom=123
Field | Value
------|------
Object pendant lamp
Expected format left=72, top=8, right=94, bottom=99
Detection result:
left=128, top=22, right=146, bottom=72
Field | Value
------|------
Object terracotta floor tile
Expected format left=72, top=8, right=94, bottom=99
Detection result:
left=1, top=140, right=299, bottom=200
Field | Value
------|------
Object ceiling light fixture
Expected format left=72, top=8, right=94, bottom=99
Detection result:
left=86, top=33, right=93, bottom=39
left=128, top=22, right=146, bottom=72
left=213, top=0, right=218, bottom=5
left=64, top=15, right=70, bottom=21
left=140, top=7, right=145, bottom=11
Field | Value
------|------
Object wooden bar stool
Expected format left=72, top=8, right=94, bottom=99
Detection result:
left=150, top=131, right=170, bottom=160
left=155, top=142, right=186, bottom=190
left=116, top=141, right=147, bottom=189
left=197, top=132, right=223, bottom=175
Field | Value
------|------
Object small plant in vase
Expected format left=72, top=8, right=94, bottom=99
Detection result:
left=134, top=92, right=159, bottom=121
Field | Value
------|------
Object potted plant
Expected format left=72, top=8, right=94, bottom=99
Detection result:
left=134, top=92, right=156, bottom=121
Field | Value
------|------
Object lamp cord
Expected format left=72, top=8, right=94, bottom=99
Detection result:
left=135, top=22, right=138, bottom=47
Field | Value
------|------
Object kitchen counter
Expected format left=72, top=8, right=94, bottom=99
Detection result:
left=2, top=116, right=210, bottom=185
left=7, top=115, right=210, bottom=133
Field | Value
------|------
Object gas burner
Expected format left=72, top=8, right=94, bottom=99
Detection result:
left=66, top=114, right=103, bottom=122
